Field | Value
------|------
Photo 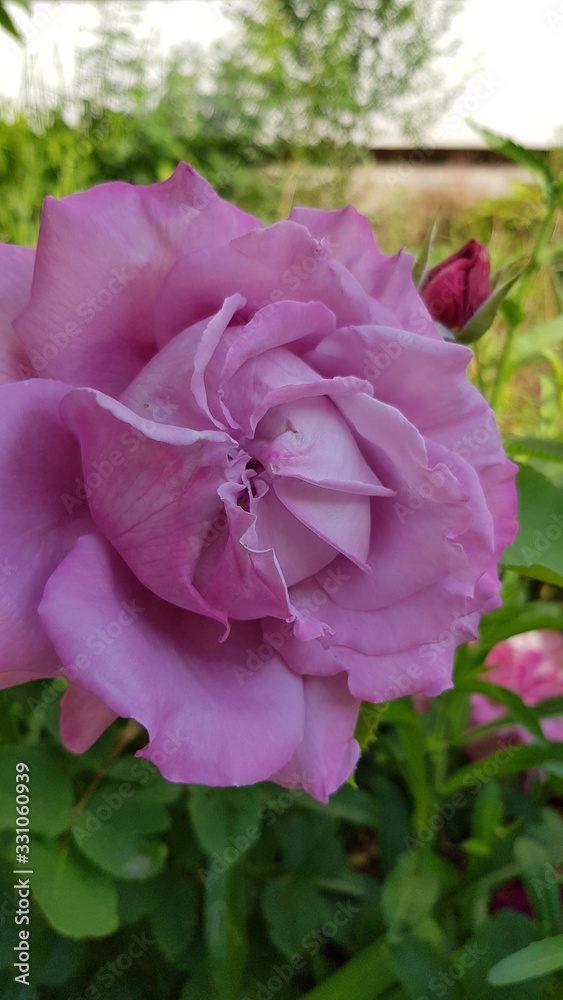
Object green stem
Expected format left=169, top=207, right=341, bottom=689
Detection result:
left=300, top=938, right=395, bottom=1000
left=490, top=205, right=555, bottom=411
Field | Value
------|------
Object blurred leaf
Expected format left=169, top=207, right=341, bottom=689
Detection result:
left=188, top=785, right=263, bottom=861
left=31, top=838, right=119, bottom=938
left=462, top=909, right=542, bottom=1000
left=204, top=865, right=246, bottom=1000
left=456, top=265, right=525, bottom=343
left=301, top=781, right=379, bottom=827
left=275, top=811, right=346, bottom=878
left=298, top=937, right=395, bottom=1000
left=0, top=746, right=73, bottom=837
left=412, top=216, right=438, bottom=288
left=469, top=122, right=556, bottom=205
left=151, top=872, right=198, bottom=959
left=72, top=783, right=170, bottom=880
left=353, top=700, right=389, bottom=757
left=477, top=600, right=563, bottom=653
left=37, top=935, right=86, bottom=987
left=117, top=878, right=158, bottom=925
left=487, top=936, right=563, bottom=985
left=514, top=837, right=561, bottom=935
left=471, top=778, right=503, bottom=850
left=440, top=742, right=563, bottom=795
left=504, top=436, right=563, bottom=464
left=500, top=464, right=563, bottom=586
left=393, top=936, right=453, bottom=999
left=505, top=315, right=563, bottom=377
left=382, top=853, right=440, bottom=935
left=456, top=678, right=547, bottom=745
left=261, top=877, right=333, bottom=959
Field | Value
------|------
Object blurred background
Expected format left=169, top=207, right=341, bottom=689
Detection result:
left=1, top=7, right=563, bottom=1000
left=0, top=0, right=562, bottom=441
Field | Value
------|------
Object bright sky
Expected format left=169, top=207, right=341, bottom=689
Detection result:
left=0, top=0, right=561, bottom=147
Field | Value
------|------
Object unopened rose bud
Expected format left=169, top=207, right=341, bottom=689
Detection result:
left=420, top=239, right=491, bottom=332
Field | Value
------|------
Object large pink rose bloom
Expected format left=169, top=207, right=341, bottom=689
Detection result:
left=0, top=165, right=517, bottom=800
left=472, top=631, right=563, bottom=743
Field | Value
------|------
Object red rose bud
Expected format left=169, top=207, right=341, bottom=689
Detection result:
left=421, top=239, right=491, bottom=331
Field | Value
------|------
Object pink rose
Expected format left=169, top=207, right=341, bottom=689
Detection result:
left=421, top=239, right=491, bottom=331
left=472, top=631, right=563, bottom=744
left=0, top=165, right=517, bottom=800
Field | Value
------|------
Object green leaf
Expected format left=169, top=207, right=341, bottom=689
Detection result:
left=440, top=742, right=563, bottom=796
left=462, top=909, right=542, bottom=1000
left=393, top=937, right=453, bottom=1000
left=456, top=678, right=547, bottom=745
left=204, top=865, right=246, bottom=1000
left=471, top=778, right=503, bottom=850
left=500, top=464, right=563, bottom=586
left=188, top=785, right=263, bottom=860
left=353, top=700, right=389, bottom=756
left=469, top=122, right=556, bottom=205
left=261, top=877, right=334, bottom=959
left=0, top=746, right=73, bottom=837
left=0, top=5, right=21, bottom=39
left=487, top=936, right=563, bottom=985
left=151, top=872, right=197, bottom=959
left=456, top=265, right=525, bottom=343
left=31, top=838, right=119, bottom=938
left=504, top=436, right=563, bottom=464
left=514, top=837, right=561, bottom=935
left=411, top=216, right=438, bottom=288
left=72, top=782, right=170, bottom=880
left=300, top=781, right=379, bottom=827
left=505, top=315, right=563, bottom=377
left=477, top=600, right=563, bottom=654
left=275, top=811, right=346, bottom=878
left=382, top=853, right=440, bottom=934
left=299, top=938, right=395, bottom=1000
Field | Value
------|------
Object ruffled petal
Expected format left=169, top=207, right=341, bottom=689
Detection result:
left=154, top=221, right=378, bottom=346
left=59, top=386, right=239, bottom=624
left=39, top=533, right=305, bottom=786
left=288, top=205, right=438, bottom=338
left=271, top=674, right=360, bottom=802
left=14, top=164, right=260, bottom=395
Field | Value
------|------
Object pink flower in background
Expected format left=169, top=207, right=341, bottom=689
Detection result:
left=421, top=239, right=491, bottom=331
left=0, top=165, right=517, bottom=799
left=472, top=630, right=563, bottom=743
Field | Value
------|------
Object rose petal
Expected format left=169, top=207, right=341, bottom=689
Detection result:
left=271, top=674, right=360, bottom=802
left=39, top=533, right=306, bottom=786
left=0, top=379, right=92, bottom=677
left=14, top=164, right=260, bottom=395
left=0, top=243, right=35, bottom=384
